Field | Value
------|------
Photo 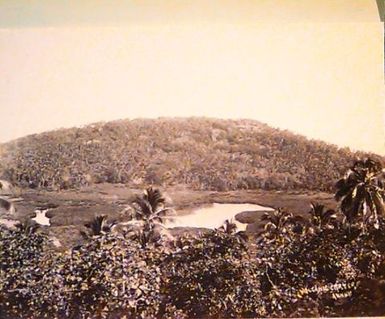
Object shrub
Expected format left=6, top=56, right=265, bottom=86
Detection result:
left=0, top=224, right=49, bottom=318
left=50, top=234, right=165, bottom=319
left=162, top=229, right=266, bottom=318
left=256, top=211, right=385, bottom=317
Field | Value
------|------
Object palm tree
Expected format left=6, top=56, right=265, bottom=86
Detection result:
left=258, top=208, right=294, bottom=242
left=80, top=215, right=117, bottom=239
left=131, top=187, right=175, bottom=226
left=335, top=158, right=385, bottom=228
left=308, top=203, right=337, bottom=230
left=262, top=209, right=293, bottom=231
left=218, top=219, right=238, bottom=235
left=15, top=220, right=40, bottom=235
left=127, top=187, right=175, bottom=247
left=218, top=219, right=248, bottom=242
left=130, top=222, right=160, bottom=248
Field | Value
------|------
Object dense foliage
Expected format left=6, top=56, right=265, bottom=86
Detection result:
left=335, top=158, right=385, bottom=228
left=1, top=118, right=382, bottom=192
left=0, top=223, right=49, bottom=318
left=256, top=213, right=385, bottom=317
left=162, top=229, right=265, bottom=318
left=1, top=159, right=385, bottom=318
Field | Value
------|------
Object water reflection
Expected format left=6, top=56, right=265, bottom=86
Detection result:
left=166, top=203, right=273, bottom=231
left=32, top=209, right=50, bottom=226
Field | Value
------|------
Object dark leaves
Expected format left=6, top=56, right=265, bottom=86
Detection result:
left=81, top=215, right=116, bottom=239
left=335, top=158, right=385, bottom=228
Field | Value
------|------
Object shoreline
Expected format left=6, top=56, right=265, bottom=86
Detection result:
left=0, top=184, right=336, bottom=247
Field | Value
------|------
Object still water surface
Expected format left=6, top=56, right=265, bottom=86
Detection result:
left=32, top=209, right=51, bottom=226
left=28, top=203, right=273, bottom=230
left=166, top=203, right=273, bottom=231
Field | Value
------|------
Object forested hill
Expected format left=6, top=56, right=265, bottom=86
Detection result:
left=0, top=117, right=382, bottom=192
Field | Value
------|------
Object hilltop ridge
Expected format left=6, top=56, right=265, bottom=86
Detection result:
left=0, top=117, right=382, bottom=192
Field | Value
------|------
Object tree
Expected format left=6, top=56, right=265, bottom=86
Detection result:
left=217, top=219, right=248, bottom=242
left=128, top=187, right=175, bottom=247
left=80, top=215, right=117, bottom=239
left=217, top=219, right=237, bottom=235
left=335, top=158, right=385, bottom=228
left=132, top=188, right=172, bottom=223
left=14, top=220, right=40, bottom=235
left=308, top=203, right=337, bottom=231
left=257, top=208, right=303, bottom=244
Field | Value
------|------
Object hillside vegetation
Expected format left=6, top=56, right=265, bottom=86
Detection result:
left=1, top=158, right=385, bottom=318
left=0, top=117, right=382, bottom=192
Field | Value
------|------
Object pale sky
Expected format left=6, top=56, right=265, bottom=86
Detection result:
left=0, top=0, right=384, bottom=154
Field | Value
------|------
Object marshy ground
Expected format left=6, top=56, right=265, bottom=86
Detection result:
left=4, top=183, right=335, bottom=247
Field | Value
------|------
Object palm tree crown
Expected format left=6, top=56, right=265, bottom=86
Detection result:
left=258, top=208, right=295, bottom=242
left=217, top=219, right=248, bottom=243
left=335, top=158, right=385, bottom=228
left=308, top=203, right=337, bottom=230
left=81, top=215, right=117, bottom=239
left=15, top=220, right=40, bottom=235
left=128, top=187, right=175, bottom=247
left=132, top=187, right=174, bottom=225
left=218, top=219, right=238, bottom=235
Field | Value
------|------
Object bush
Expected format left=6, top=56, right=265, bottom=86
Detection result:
left=48, top=234, right=165, bottom=319
left=255, top=215, right=385, bottom=317
left=1, top=159, right=385, bottom=318
left=162, top=230, right=266, bottom=318
left=0, top=224, right=49, bottom=318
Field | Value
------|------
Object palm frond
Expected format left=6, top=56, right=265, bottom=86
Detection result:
left=218, top=219, right=237, bottom=235
left=15, top=220, right=39, bottom=235
left=82, top=215, right=116, bottom=237
left=144, top=187, right=166, bottom=212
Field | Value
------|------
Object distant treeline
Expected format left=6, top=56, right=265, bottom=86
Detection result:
left=0, top=118, right=382, bottom=192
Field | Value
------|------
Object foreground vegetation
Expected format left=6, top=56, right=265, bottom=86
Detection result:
left=1, top=118, right=382, bottom=192
left=1, top=159, right=385, bottom=318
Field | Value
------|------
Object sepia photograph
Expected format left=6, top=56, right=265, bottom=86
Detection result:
left=0, top=0, right=384, bottom=318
